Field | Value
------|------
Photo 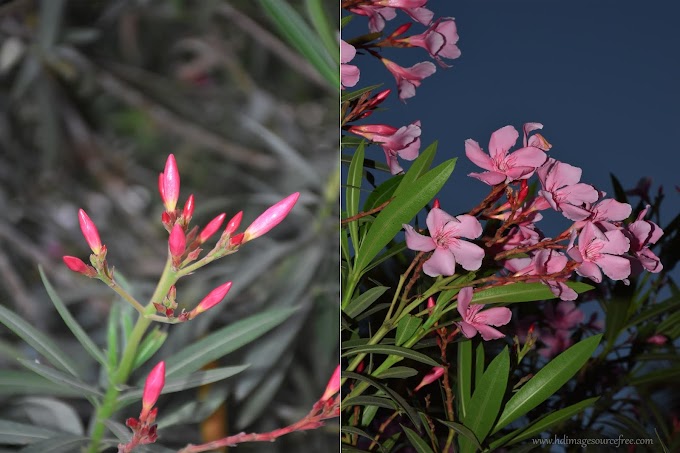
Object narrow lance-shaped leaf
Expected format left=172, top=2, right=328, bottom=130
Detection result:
left=39, top=266, right=106, bottom=367
left=0, top=305, right=80, bottom=377
left=493, top=334, right=602, bottom=433
left=355, top=156, right=456, bottom=273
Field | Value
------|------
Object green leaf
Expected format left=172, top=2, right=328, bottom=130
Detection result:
left=472, top=281, right=593, bottom=305
left=164, top=307, right=297, bottom=377
left=107, top=302, right=120, bottom=370
left=461, top=347, right=509, bottom=453
left=342, top=395, right=398, bottom=411
left=610, top=173, right=629, bottom=205
left=492, top=334, right=602, bottom=433
left=17, top=359, right=102, bottom=398
left=499, top=397, right=599, bottom=447
left=354, top=157, right=456, bottom=273
left=259, top=0, right=338, bottom=87
left=38, top=267, right=106, bottom=367
left=628, top=365, right=680, bottom=386
left=375, top=366, right=418, bottom=379
left=395, top=316, right=422, bottom=347
left=475, top=343, right=485, bottom=390
left=341, top=15, right=353, bottom=28
left=304, top=0, right=338, bottom=64
left=343, top=371, right=421, bottom=429
left=341, top=344, right=439, bottom=367
left=392, top=141, right=439, bottom=199
left=457, top=340, right=472, bottom=420
left=132, top=327, right=167, bottom=371
left=363, top=175, right=402, bottom=212
left=0, top=420, right=59, bottom=445
left=0, top=305, right=80, bottom=377
left=118, top=365, right=249, bottom=408
left=341, top=84, right=383, bottom=103
left=19, top=436, right=98, bottom=453
left=341, top=426, right=386, bottom=452
left=0, top=370, right=84, bottom=398
left=437, top=420, right=481, bottom=451
left=627, top=294, right=680, bottom=329
left=605, top=297, right=632, bottom=343
left=402, top=425, right=435, bottom=453
left=347, top=142, right=365, bottom=255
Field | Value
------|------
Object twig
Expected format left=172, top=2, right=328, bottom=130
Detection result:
left=341, top=198, right=393, bottom=225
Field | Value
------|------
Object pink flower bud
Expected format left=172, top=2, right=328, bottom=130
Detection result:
left=366, top=89, right=391, bottom=109
left=190, top=281, right=232, bottom=318
left=229, top=233, right=244, bottom=247
left=159, top=154, right=180, bottom=212
left=427, top=296, right=436, bottom=315
left=389, top=22, right=412, bottom=38
left=414, top=366, right=445, bottom=392
left=168, top=224, right=186, bottom=259
left=78, top=209, right=102, bottom=254
left=224, top=211, right=243, bottom=236
left=320, top=365, right=341, bottom=402
left=140, top=361, right=165, bottom=421
left=432, top=199, right=440, bottom=209
left=243, top=193, right=300, bottom=242
left=647, top=334, right=667, bottom=345
left=62, top=256, right=97, bottom=277
left=182, top=194, right=195, bottom=221
left=198, top=213, right=226, bottom=243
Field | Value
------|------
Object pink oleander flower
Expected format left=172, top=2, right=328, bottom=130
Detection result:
left=140, top=361, right=165, bottom=421
left=159, top=154, right=180, bottom=212
left=78, top=209, right=103, bottom=254
left=545, top=301, right=584, bottom=331
left=349, top=5, right=396, bottom=32
left=243, top=192, right=300, bottom=242
left=399, top=18, right=460, bottom=66
left=403, top=207, right=484, bottom=277
left=189, top=282, right=232, bottom=318
left=321, top=365, right=341, bottom=402
left=348, top=121, right=421, bottom=174
left=373, top=0, right=428, bottom=8
left=62, top=256, right=97, bottom=277
left=625, top=205, right=663, bottom=273
left=414, top=366, right=445, bottom=392
left=168, top=224, right=186, bottom=260
left=646, top=334, right=668, bottom=345
left=575, top=198, right=632, bottom=231
left=538, top=328, right=572, bottom=359
left=341, top=40, right=360, bottom=89
left=506, top=249, right=577, bottom=301
left=456, top=287, right=512, bottom=341
left=535, top=158, right=599, bottom=221
left=198, top=213, right=226, bottom=243
left=466, top=125, right=548, bottom=185
left=381, top=58, right=436, bottom=101
left=567, top=221, right=631, bottom=283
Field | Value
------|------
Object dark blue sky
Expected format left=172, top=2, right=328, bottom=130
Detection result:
left=345, top=0, right=679, bottom=232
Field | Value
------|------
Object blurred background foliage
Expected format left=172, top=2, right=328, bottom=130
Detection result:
left=0, top=0, right=338, bottom=451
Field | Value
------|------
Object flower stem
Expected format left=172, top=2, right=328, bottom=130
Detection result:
left=87, top=257, right=177, bottom=453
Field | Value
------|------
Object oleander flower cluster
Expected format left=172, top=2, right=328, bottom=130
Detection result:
left=342, top=0, right=460, bottom=174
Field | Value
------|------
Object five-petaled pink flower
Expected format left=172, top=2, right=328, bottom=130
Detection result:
left=381, top=58, right=436, bottom=101
left=567, top=222, right=630, bottom=283
left=456, top=286, right=512, bottom=341
left=536, top=158, right=599, bottom=221
left=575, top=198, right=632, bottom=231
left=399, top=18, right=460, bottom=66
left=403, top=207, right=484, bottom=277
left=341, top=40, right=360, bottom=89
left=505, top=249, right=577, bottom=301
left=348, top=121, right=421, bottom=174
left=466, top=125, right=548, bottom=185
left=625, top=205, right=663, bottom=273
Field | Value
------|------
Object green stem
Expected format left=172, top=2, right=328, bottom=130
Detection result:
left=87, top=257, right=177, bottom=453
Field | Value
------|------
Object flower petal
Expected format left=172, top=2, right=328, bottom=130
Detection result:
left=423, top=247, right=456, bottom=277
left=457, top=321, right=479, bottom=339
left=426, top=207, right=457, bottom=236
left=508, top=147, right=547, bottom=168
left=465, top=139, right=493, bottom=170
left=475, top=306, right=512, bottom=327
left=449, top=214, right=482, bottom=239
left=468, top=171, right=507, bottom=186
left=449, top=239, right=484, bottom=271
left=600, top=229, right=630, bottom=255
left=404, top=224, right=436, bottom=252
left=595, top=254, right=631, bottom=281
left=475, top=324, right=506, bottom=341
left=576, top=260, right=602, bottom=283
left=488, top=125, right=518, bottom=160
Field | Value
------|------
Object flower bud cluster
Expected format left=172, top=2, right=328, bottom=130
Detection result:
left=119, top=361, right=165, bottom=453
